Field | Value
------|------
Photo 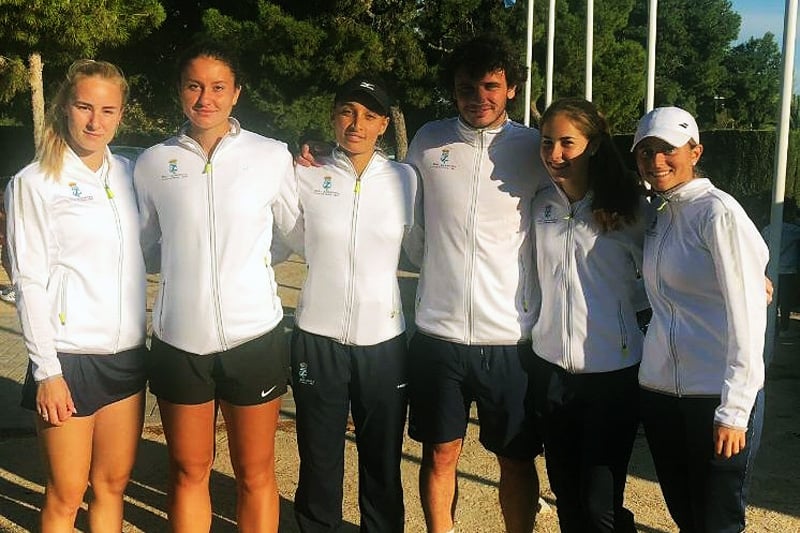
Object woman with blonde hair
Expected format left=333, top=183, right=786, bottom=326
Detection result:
left=6, top=59, right=146, bottom=531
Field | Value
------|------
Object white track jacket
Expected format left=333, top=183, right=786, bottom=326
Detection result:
left=531, top=186, right=648, bottom=373
left=290, top=149, right=417, bottom=345
left=134, top=119, right=300, bottom=355
left=640, top=178, right=768, bottom=430
left=405, top=117, right=547, bottom=345
left=6, top=148, right=146, bottom=381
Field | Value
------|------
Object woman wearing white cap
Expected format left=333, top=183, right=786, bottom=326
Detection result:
left=632, top=106, right=767, bottom=532
left=284, top=75, right=417, bottom=532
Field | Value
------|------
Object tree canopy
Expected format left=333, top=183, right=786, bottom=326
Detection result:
left=0, top=0, right=786, bottom=151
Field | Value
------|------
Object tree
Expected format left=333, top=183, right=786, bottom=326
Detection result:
left=196, top=0, right=428, bottom=152
left=625, top=0, right=741, bottom=125
left=545, top=0, right=645, bottom=130
left=0, top=0, right=166, bottom=145
left=721, top=33, right=781, bottom=129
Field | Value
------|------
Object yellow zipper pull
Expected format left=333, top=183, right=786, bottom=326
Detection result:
left=204, top=161, right=212, bottom=174
left=105, top=185, right=114, bottom=199
left=354, top=177, right=361, bottom=193
left=58, top=312, right=66, bottom=325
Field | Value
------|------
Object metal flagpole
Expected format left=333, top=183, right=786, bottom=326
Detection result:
left=585, top=0, right=594, bottom=101
left=546, top=0, right=555, bottom=107
left=765, top=0, right=798, bottom=362
left=524, top=0, right=535, bottom=126
left=645, top=0, right=657, bottom=112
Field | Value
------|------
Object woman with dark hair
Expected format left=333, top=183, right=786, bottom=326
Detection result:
left=134, top=40, right=300, bottom=532
left=633, top=106, right=767, bottom=532
left=529, top=97, right=644, bottom=532
left=6, top=59, right=146, bottom=531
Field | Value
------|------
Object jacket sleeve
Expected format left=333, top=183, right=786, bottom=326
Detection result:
left=271, top=151, right=305, bottom=260
left=705, top=206, right=768, bottom=429
left=401, top=138, right=425, bottom=267
left=133, top=158, right=162, bottom=274
left=5, top=176, right=62, bottom=381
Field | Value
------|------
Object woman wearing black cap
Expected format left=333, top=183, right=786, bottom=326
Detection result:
left=284, top=76, right=418, bottom=532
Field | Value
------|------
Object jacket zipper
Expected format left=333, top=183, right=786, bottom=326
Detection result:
left=183, top=135, right=231, bottom=351
left=58, top=272, right=69, bottom=325
left=102, top=158, right=123, bottom=351
left=464, top=132, right=484, bottom=343
left=158, top=278, right=167, bottom=335
left=340, top=157, right=366, bottom=343
left=563, top=206, right=576, bottom=372
left=617, top=301, right=629, bottom=356
left=655, top=202, right=681, bottom=395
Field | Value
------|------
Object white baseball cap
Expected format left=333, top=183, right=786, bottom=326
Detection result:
left=631, top=106, right=700, bottom=151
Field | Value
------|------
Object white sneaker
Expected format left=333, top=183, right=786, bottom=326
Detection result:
left=0, top=286, right=16, bottom=304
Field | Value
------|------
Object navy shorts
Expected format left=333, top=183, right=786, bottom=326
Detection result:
left=21, top=347, right=146, bottom=417
left=147, top=328, right=289, bottom=406
left=407, top=332, right=542, bottom=461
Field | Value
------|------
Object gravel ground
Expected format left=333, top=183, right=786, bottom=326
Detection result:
left=1, top=260, right=798, bottom=532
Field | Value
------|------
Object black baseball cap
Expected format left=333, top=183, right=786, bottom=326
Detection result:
left=334, top=76, right=392, bottom=116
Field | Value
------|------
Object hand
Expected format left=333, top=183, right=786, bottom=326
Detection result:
left=36, top=376, right=77, bottom=426
left=295, top=141, right=332, bottom=167
left=714, top=423, right=747, bottom=459
left=765, top=276, right=774, bottom=305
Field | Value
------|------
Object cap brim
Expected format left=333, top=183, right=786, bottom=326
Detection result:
left=337, top=90, right=389, bottom=116
left=631, top=129, right=692, bottom=151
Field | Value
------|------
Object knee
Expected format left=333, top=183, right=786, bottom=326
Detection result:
left=89, top=472, right=130, bottom=500
left=170, top=456, right=213, bottom=487
left=422, top=441, right=462, bottom=473
left=44, top=483, right=86, bottom=519
left=235, top=465, right=275, bottom=495
left=497, top=456, right=537, bottom=480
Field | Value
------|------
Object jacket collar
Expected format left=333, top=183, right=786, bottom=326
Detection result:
left=330, top=147, right=387, bottom=175
left=455, top=115, right=511, bottom=145
left=176, top=117, right=242, bottom=146
left=655, top=177, right=713, bottom=206
left=62, top=145, right=114, bottom=178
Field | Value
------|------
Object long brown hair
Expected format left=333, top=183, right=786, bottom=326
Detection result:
left=541, top=97, right=640, bottom=232
left=37, top=59, right=129, bottom=180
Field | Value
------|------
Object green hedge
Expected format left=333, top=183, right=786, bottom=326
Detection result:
left=1, top=125, right=797, bottom=224
left=615, top=130, right=799, bottom=225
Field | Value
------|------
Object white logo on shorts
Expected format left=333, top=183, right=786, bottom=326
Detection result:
left=260, top=385, right=277, bottom=398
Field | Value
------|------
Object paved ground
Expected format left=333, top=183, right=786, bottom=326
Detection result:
left=1, top=262, right=799, bottom=532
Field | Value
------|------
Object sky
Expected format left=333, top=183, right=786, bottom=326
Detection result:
left=732, top=0, right=798, bottom=89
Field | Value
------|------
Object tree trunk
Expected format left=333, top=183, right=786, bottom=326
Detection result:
left=390, top=104, right=408, bottom=161
left=29, top=52, right=44, bottom=150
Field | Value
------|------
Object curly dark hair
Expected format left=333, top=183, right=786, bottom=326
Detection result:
left=441, top=34, right=526, bottom=93
left=541, top=97, right=641, bottom=231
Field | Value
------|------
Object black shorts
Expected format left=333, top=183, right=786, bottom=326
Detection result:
left=407, top=332, right=542, bottom=461
left=21, top=348, right=146, bottom=417
left=147, top=328, right=289, bottom=406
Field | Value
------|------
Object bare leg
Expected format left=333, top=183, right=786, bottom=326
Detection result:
left=159, top=399, right=216, bottom=533
left=220, top=397, right=281, bottom=533
left=497, top=456, right=539, bottom=533
left=38, top=415, right=94, bottom=533
left=419, top=439, right=463, bottom=533
left=87, top=392, right=144, bottom=533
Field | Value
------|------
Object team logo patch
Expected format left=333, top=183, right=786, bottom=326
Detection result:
left=537, top=204, right=559, bottom=224
left=297, top=362, right=315, bottom=385
left=67, top=181, right=93, bottom=201
left=432, top=149, right=456, bottom=170
left=313, top=176, right=340, bottom=197
left=161, top=158, right=188, bottom=180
